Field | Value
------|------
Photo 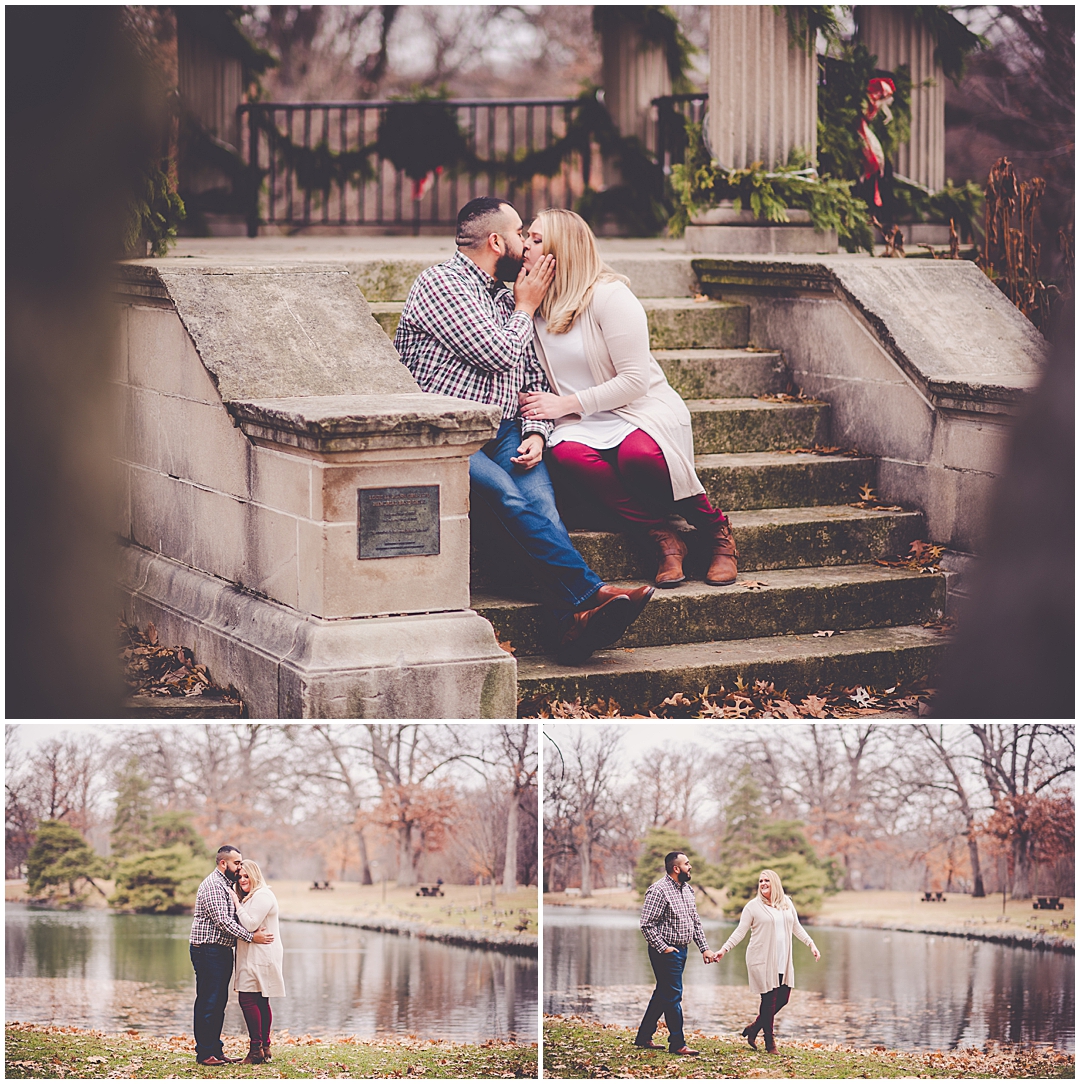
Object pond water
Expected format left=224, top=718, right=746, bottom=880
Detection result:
left=545, top=908, right=1073, bottom=1052
left=6, top=905, right=537, bottom=1042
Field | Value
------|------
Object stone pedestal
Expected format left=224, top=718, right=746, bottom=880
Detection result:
left=685, top=204, right=837, bottom=255
left=858, top=7, right=945, bottom=192
left=114, top=261, right=517, bottom=717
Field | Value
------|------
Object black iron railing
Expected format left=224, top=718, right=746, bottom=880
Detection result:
left=239, top=98, right=598, bottom=235
left=652, top=92, right=709, bottom=173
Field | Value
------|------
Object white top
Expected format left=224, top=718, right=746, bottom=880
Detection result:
left=769, top=906, right=790, bottom=980
left=535, top=316, right=635, bottom=450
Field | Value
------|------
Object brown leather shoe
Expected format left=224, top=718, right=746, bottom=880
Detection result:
left=648, top=528, right=688, bottom=587
left=557, top=594, right=634, bottom=665
left=670, top=1046, right=699, bottom=1056
left=633, top=1040, right=664, bottom=1050
left=705, top=520, right=738, bottom=586
left=591, top=582, right=655, bottom=623
left=197, top=1056, right=231, bottom=1066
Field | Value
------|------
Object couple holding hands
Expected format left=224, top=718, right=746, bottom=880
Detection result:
left=395, top=197, right=738, bottom=664
left=636, top=852, right=821, bottom=1057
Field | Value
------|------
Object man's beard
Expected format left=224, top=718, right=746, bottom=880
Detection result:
left=677, top=871, right=691, bottom=884
left=494, top=250, right=524, bottom=282
left=225, top=867, right=241, bottom=883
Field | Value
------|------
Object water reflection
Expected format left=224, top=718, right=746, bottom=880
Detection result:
left=544, top=908, right=1073, bottom=1051
left=6, top=905, right=537, bottom=1042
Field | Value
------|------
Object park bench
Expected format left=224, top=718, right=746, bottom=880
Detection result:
left=416, top=885, right=444, bottom=897
left=309, top=880, right=333, bottom=891
left=1034, top=896, right=1064, bottom=910
left=921, top=891, right=946, bottom=902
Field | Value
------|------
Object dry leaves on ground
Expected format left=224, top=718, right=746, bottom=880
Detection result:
left=119, top=619, right=242, bottom=705
left=876, top=539, right=947, bottom=574
left=519, top=679, right=936, bottom=719
left=782, top=445, right=864, bottom=458
left=850, top=484, right=904, bottom=511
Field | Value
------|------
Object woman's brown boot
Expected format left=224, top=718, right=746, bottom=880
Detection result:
left=648, top=528, right=687, bottom=587
left=242, top=1042, right=264, bottom=1064
left=261, top=1042, right=271, bottom=1062
left=705, top=520, right=738, bottom=586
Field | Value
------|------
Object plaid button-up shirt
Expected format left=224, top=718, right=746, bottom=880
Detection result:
left=394, top=251, right=553, bottom=440
left=640, top=874, right=710, bottom=955
left=189, top=867, right=254, bottom=947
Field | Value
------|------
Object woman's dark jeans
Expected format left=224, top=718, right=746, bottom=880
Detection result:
left=190, top=944, right=233, bottom=1061
left=749, top=974, right=791, bottom=1048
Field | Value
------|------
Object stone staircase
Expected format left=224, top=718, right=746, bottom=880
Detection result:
left=452, top=294, right=950, bottom=712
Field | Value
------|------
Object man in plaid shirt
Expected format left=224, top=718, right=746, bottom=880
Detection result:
left=635, top=851, right=719, bottom=1055
left=395, top=196, right=652, bottom=663
left=189, top=845, right=275, bottom=1065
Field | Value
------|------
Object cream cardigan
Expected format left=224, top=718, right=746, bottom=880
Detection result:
left=232, top=886, right=286, bottom=998
left=531, top=278, right=705, bottom=501
left=719, top=895, right=818, bottom=995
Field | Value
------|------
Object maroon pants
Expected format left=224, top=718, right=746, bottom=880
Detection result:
left=237, top=990, right=272, bottom=1044
left=547, top=429, right=726, bottom=532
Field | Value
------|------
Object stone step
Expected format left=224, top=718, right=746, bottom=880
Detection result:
left=514, top=625, right=949, bottom=711
left=695, top=451, right=876, bottom=511
left=472, top=563, right=945, bottom=656
left=688, top=398, right=830, bottom=454
left=369, top=301, right=404, bottom=340
left=641, top=298, right=749, bottom=350
left=560, top=505, right=925, bottom=582
left=369, top=298, right=752, bottom=352
left=653, top=348, right=787, bottom=399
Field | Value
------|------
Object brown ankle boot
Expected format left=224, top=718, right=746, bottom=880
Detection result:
left=242, top=1041, right=264, bottom=1064
left=260, top=1042, right=271, bottom=1062
left=705, top=520, right=738, bottom=586
left=648, top=528, right=687, bottom=587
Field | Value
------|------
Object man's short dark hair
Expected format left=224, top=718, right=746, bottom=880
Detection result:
left=664, top=851, right=686, bottom=874
left=217, top=845, right=240, bottom=861
left=456, top=196, right=513, bottom=248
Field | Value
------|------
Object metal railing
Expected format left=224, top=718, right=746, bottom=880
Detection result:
left=239, top=98, right=598, bottom=235
left=652, top=92, right=709, bottom=173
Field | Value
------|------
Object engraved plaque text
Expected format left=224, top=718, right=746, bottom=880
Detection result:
left=358, top=486, right=440, bottom=559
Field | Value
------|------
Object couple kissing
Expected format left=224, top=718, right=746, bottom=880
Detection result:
left=395, top=197, right=739, bottom=663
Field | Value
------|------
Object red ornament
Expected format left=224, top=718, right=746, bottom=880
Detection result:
left=858, top=77, right=895, bottom=207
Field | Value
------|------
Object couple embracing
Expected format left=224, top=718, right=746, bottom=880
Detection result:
left=188, top=845, right=285, bottom=1066
left=396, top=197, right=739, bottom=663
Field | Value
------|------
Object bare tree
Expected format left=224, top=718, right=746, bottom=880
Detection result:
left=969, top=724, right=1075, bottom=897
left=495, top=724, right=537, bottom=892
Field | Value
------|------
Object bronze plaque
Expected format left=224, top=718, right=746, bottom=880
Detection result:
left=357, top=486, right=440, bottom=559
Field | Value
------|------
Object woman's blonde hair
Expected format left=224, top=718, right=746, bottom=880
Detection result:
left=758, top=868, right=790, bottom=910
left=531, top=208, right=628, bottom=333
left=239, top=859, right=267, bottom=899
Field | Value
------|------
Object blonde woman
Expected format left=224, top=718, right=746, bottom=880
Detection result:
left=518, top=209, right=738, bottom=588
left=227, top=861, right=285, bottom=1064
left=715, top=869, right=820, bottom=1054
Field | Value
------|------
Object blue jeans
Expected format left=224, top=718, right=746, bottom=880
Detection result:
left=190, top=943, right=233, bottom=1061
left=636, top=944, right=687, bottom=1051
left=470, top=420, right=603, bottom=612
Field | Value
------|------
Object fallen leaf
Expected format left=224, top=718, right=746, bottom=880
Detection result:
left=799, top=694, right=829, bottom=718
left=813, top=629, right=836, bottom=637
left=742, top=579, right=769, bottom=590
left=497, top=639, right=515, bottom=655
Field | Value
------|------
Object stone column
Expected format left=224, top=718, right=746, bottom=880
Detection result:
left=688, top=7, right=834, bottom=254
left=707, top=6, right=817, bottom=170
left=858, top=6, right=945, bottom=192
left=600, top=19, right=672, bottom=150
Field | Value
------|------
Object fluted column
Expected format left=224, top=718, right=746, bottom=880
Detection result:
left=858, top=6, right=945, bottom=191
left=708, top=6, right=817, bottom=170
left=600, top=20, right=671, bottom=149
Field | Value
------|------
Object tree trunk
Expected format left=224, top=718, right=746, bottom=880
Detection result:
left=357, top=827, right=373, bottom=886
left=966, top=826, right=986, bottom=897
left=579, top=832, right=593, bottom=898
left=501, top=793, right=519, bottom=893
left=396, top=823, right=417, bottom=887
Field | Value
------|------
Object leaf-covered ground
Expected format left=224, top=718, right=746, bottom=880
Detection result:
left=6, top=1023, right=537, bottom=1079
left=542, top=1016, right=1073, bottom=1079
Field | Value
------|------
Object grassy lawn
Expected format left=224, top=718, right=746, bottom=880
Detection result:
left=6, top=1024, right=537, bottom=1079
left=543, top=1016, right=1073, bottom=1079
